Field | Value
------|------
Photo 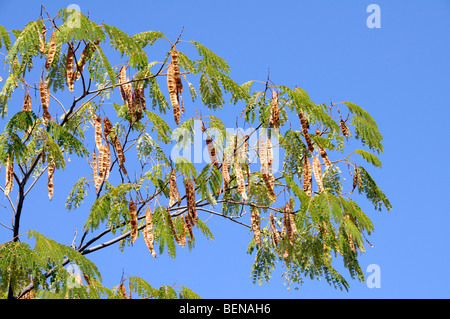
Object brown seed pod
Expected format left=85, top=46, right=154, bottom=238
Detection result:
left=299, top=111, right=314, bottom=153
left=135, top=84, right=146, bottom=113
left=113, top=135, right=127, bottom=176
left=179, top=216, right=187, bottom=247
left=349, top=167, right=358, bottom=194
left=66, top=43, right=75, bottom=93
left=206, top=135, right=218, bottom=169
left=118, top=66, right=127, bottom=101
left=4, top=154, right=14, bottom=196
left=103, top=116, right=114, bottom=140
left=234, top=161, right=247, bottom=201
left=283, top=203, right=294, bottom=245
left=184, top=214, right=194, bottom=241
left=93, top=114, right=103, bottom=151
left=72, top=42, right=92, bottom=81
left=167, top=63, right=180, bottom=126
left=340, top=119, right=350, bottom=140
left=286, top=200, right=298, bottom=235
left=250, top=206, right=261, bottom=247
left=39, top=79, right=51, bottom=123
left=303, top=155, right=312, bottom=196
left=45, top=31, right=57, bottom=70
left=143, top=206, right=157, bottom=258
left=270, top=89, right=280, bottom=129
left=125, top=78, right=135, bottom=121
left=47, top=162, right=55, bottom=200
left=166, top=208, right=179, bottom=244
left=171, top=47, right=183, bottom=94
left=129, top=198, right=138, bottom=244
left=169, top=169, right=181, bottom=207
left=22, top=91, right=32, bottom=112
left=222, top=157, right=230, bottom=191
left=269, top=213, right=279, bottom=251
left=260, top=138, right=276, bottom=202
left=102, top=143, right=111, bottom=183
left=312, top=156, right=324, bottom=193
left=97, top=146, right=104, bottom=188
left=38, top=25, right=46, bottom=54
left=92, top=149, right=100, bottom=190
left=185, top=178, right=198, bottom=225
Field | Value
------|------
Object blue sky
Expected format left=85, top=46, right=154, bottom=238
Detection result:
left=1, top=0, right=449, bottom=299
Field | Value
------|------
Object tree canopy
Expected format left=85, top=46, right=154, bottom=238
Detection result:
left=0, top=7, right=391, bottom=299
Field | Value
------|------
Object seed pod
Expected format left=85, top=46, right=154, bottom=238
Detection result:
left=72, top=42, right=92, bottom=81
left=349, top=167, right=358, bottom=194
left=143, top=206, right=157, bottom=258
left=166, top=209, right=179, bottom=244
left=284, top=203, right=294, bottom=245
left=47, top=162, right=55, bottom=200
left=222, top=157, right=230, bottom=191
left=184, top=214, right=194, bottom=241
left=66, top=43, right=75, bottom=93
left=125, top=78, right=135, bottom=121
left=206, top=135, right=218, bottom=169
left=4, top=154, right=14, bottom=196
left=179, top=217, right=187, bottom=247
left=167, top=63, right=180, bottom=126
left=129, top=198, right=138, bottom=244
left=260, top=138, right=276, bottom=202
left=118, top=66, right=127, bottom=101
left=169, top=169, right=181, bottom=207
left=171, top=47, right=183, bottom=94
left=93, top=114, right=103, bottom=151
left=299, top=111, right=314, bottom=153
left=303, top=155, right=312, bottom=196
left=286, top=200, right=298, bottom=235
left=45, top=31, right=57, bottom=70
left=97, top=146, right=104, bottom=187
left=38, top=25, right=46, bottom=54
left=39, top=79, right=51, bottom=123
left=234, top=161, right=247, bottom=201
left=102, top=143, right=111, bottom=182
left=92, top=149, right=100, bottom=190
left=185, top=178, right=197, bottom=226
left=103, top=116, right=114, bottom=140
left=270, top=213, right=279, bottom=251
left=250, top=206, right=261, bottom=247
left=22, top=91, right=32, bottom=112
left=312, top=156, right=324, bottom=192
left=340, top=119, right=350, bottom=140
left=270, top=89, right=280, bottom=129
left=135, top=84, right=146, bottom=112
left=113, top=135, right=127, bottom=176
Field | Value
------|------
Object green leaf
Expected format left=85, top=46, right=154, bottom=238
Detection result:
left=353, top=149, right=382, bottom=168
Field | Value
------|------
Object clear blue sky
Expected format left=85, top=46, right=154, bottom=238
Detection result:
left=1, top=0, right=449, bottom=299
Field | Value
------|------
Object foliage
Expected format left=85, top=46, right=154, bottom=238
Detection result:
left=0, top=6, right=391, bottom=299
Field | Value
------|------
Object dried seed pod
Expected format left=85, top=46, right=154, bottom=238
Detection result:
left=22, top=91, right=32, bottom=112
left=349, top=167, right=358, bottom=194
left=234, top=161, right=247, bottom=201
left=179, top=217, right=187, bottom=247
left=206, top=135, right=218, bottom=169
left=318, top=147, right=331, bottom=167
left=260, top=138, right=276, bottom=202
left=184, top=214, right=194, bottom=241
left=270, top=213, right=279, bottom=251
left=92, top=149, right=100, bottom=190
left=93, top=114, right=103, bottom=151
left=270, top=89, right=280, bottom=129
left=4, top=154, right=14, bottom=196
left=66, top=43, right=75, bottom=93
left=47, top=162, right=55, bottom=200
left=185, top=178, right=198, bottom=225
left=45, top=31, right=57, bottom=70
left=169, top=169, right=181, bottom=207
left=286, top=200, right=298, bottom=235
left=39, top=79, right=51, bottom=123
left=129, top=198, right=138, bottom=244
left=299, top=111, right=314, bottom=153
left=143, top=206, right=157, bottom=258
left=113, top=135, right=127, bottom=176
left=284, top=203, right=294, bottom=245
left=250, top=207, right=261, bottom=247
left=166, top=209, right=179, bottom=244
left=118, top=66, right=127, bottom=101
left=97, top=143, right=104, bottom=184
left=171, top=47, right=183, bottom=94
left=222, top=157, right=230, bottom=191
left=312, top=156, right=324, bottom=192
left=303, top=155, right=312, bottom=196
left=340, top=119, right=350, bottom=140
left=103, top=116, right=114, bottom=140
left=167, top=63, right=180, bottom=126
left=102, top=143, right=111, bottom=182
left=38, top=25, right=46, bottom=54
left=125, top=77, right=135, bottom=121
left=72, top=42, right=92, bottom=81
left=135, top=84, right=147, bottom=112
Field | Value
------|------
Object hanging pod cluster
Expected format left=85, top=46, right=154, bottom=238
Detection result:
left=259, top=137, right=276, bottom=202
left=118, top=66, right=147, bottom=122
left=91, top=113, right=112, bottom=191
